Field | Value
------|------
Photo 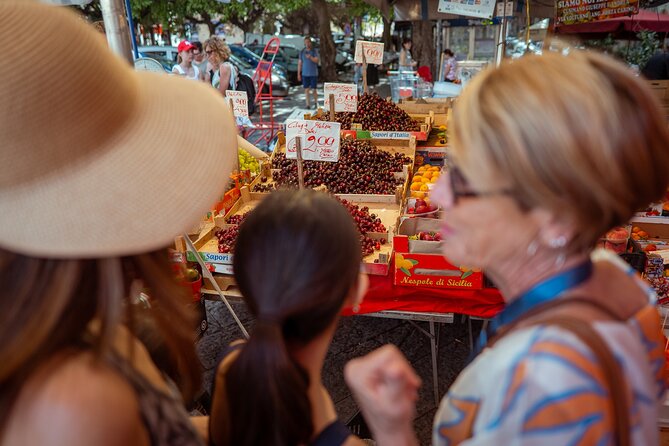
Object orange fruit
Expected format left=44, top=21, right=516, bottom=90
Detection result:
left=413, top=175, right=423, bottom=182
left=412, top=191, right=426, bottom=199
left=410, top=182, right=422, bottom=191
left=420, top=184, right=430, bottom=192
left=430, top=176, right=439, bottom=183
left=421, top=177, right=430, bottom=183
left=423, top=171, right=433, bottom=179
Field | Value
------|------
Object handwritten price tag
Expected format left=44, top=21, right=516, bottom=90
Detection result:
left=225, top=91, right=249, bottom=118
left=285, top=119, right=341, bottom=162
left=354, top=41, right=384, bottom=65
left=324, top=83, right=358, bottom=113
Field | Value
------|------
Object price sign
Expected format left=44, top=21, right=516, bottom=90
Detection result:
left=495, top=1, right=513, bottom=17
left=225, top=91, right=249, bottom=118
left=324, top=83, right=358, bottom=113
left=355, top=41, right=384, bottom=65
left=286, top=119, right=341, bottom=162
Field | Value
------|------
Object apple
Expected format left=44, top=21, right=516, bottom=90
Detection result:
left=414, top=199, right=427, bottom=209
left=415, top=205, right=429, bottom=214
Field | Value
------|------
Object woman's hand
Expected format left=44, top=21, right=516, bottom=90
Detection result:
left=345, top=345, right=421, bottom=446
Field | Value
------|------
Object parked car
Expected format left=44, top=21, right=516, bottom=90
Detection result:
left=246, top=44, right=300, bottom=84
left=229, top=44, right=288, bottom=79
left=137, top=45, right=289, bottom=96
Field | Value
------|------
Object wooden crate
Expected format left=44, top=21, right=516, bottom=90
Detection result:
left=647, top=80, right=669, bottom=119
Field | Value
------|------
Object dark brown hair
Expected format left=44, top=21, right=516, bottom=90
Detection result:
left=218, top=190, right=362, bottom=446
left=0, top=248, right=201, bottom=436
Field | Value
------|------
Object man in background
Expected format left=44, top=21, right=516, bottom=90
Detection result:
left=192, top=41, right=209, bottom=82
left=298, top=36, right=319, bottom=109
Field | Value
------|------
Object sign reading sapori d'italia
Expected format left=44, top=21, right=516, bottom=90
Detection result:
left=556, top=0, right=639, bottom=26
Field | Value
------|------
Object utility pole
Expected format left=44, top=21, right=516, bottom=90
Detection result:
left=100, top=0, right=134, bottom=64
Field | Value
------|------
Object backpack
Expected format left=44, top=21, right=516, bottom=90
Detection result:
left=234, top=72, right=256, bottom=116
left=226, top=63, right=256, bottom=116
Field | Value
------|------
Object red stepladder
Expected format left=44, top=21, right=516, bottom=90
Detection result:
left=245, top=37, right=283, bottom=147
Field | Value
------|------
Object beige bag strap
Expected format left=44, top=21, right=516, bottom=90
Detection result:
left=490, top=298, right=630, bottom=446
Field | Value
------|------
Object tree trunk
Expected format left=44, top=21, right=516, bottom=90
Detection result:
left=382, top=16, right=392, bottom=51
left=312, top=0, right=337, bottom=81
left=411, top=20, right=435, bottom=77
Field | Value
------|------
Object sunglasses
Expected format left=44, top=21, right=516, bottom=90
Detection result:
left=448, top=164, right=514, bottom=204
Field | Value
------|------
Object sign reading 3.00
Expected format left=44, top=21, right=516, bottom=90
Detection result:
left=324, top=83, right=358, bottom=113
left=285, top=119, right=341, bottom=162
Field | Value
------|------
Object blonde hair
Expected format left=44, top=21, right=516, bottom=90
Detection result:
left=451, top=50, right=669, bottom=252
left=205, top=36, right=230, bottom=64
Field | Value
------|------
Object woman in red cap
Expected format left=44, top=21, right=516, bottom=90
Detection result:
left=172, top=40, right=203, bottom=81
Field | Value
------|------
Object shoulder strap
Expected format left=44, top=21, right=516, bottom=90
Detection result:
left=540, top=316, right=630, bottom=446
left=490, top=298, right=630, bottom=446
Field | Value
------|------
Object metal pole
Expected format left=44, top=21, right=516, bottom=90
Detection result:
left=100, top=0, right=134, bottom=65
left=436, top=20, right=443, bottom=82
left=123, top=0, right=139, bottom=59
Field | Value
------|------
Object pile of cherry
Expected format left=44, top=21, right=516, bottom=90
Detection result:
left=271, top=139, right=411, bottom=195
left=336, top=198, right=387, bottom=257
left=317, top=93, right=419, bottom=132
left=214, top=212, right=250, bottom=253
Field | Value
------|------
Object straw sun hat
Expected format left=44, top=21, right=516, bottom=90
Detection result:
left=0, top=2, right=237, bottom=258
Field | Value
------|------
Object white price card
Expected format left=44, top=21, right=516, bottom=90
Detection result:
left=225, top=90, right=249, bottom=118
left=354, top=41, right=384, bottom=65
left=324, top=83, right=358, bottom=113
left=286, top=119, right=341, bottom=162
left=438, top=0, right=497, bottom=19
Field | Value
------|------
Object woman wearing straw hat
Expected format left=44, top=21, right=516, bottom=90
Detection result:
left=0, top=3, right=237, bottom=445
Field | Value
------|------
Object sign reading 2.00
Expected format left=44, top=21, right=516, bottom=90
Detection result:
left=285, top=119, right=341, bottom=162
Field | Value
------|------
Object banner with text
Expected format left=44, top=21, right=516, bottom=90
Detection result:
left=437, top=0, right=497, bottom=19
left=324, top=83, right=358, bottom=113
left=355, top=41, right=384, bottom=64
left=225, top=91, right=249, bottom=118
left=556, top=0, right=639, bottom=25
left=286, top=119, right=341, bottom=162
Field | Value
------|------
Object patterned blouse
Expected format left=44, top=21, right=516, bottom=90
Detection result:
left=434, top=249, right=665, bottom=445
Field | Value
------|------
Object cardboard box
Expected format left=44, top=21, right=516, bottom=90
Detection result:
left=393, top=218, right=484, bottom=290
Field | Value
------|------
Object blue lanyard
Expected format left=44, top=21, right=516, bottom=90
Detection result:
left=474, top=260, right=593, bottom=357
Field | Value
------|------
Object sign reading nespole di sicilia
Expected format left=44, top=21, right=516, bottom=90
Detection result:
left=556, top=0, right=639, bottom=25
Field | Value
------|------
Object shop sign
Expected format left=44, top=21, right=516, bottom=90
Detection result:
left=324, top=83, right=358, bottom=112
left=437, top=0, right=497, bottom=19
left=355, top=41, right=384, bottom=64
left=285, top=119, right=341, bottom=162
left=225, top=90, right=249, bottom=118
left=556, top=0, right=639, bottom=25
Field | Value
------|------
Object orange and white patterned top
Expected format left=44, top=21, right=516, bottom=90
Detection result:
left=434, top=249, right=665, bottom=446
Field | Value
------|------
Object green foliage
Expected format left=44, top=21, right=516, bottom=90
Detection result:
left=624, top=30, right=660, bottom=67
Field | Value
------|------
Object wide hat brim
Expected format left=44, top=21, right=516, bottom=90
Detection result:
left=0, top=72, right=238, bottom=258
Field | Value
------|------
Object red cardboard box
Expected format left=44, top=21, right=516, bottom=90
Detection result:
left=393, top=218, right=483, bottom=290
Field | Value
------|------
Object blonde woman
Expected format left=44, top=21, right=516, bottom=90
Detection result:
left=345, top=50, right=669, bottom=445
left=204, top=37, right=236, bottom=94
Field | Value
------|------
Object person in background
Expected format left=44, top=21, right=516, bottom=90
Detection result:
left=192, top=41, right=208, bottom=82
left=345, top=49, right=669, bottom=445
left=298, top=36, right=320, bottom=109
left=172, top=40, right=202, bottom=81
left=209, top=190, right=369, bottom=446
left=642, top=50, right=669, bottom=80
left=205, top=37, right=237, bottom=94
left=0, top=3, right=238, bottom=445
left=441, top=49, right=457, bottom=82
left=399, top=37, right=417, bottom=72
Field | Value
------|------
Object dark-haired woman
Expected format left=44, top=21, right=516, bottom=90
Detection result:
left=399, top=38, right=417, bottom=72
left=209, top=190, right=369, bottom=446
